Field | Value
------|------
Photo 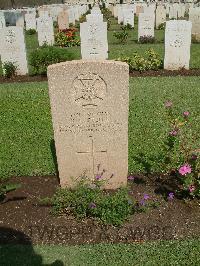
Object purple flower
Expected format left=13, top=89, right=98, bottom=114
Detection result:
left=189, top=185, right=195, bottom=193
left=143, top=194, right=150, bottom=200
left=95, top=174, right=102, bottom=180
left=169, top=130, right=178, bottom=136
left=89, top=202, right=96, bottom=209
left=191, top=154, right=198, bottom=161
left=127, top=175, right=135, bottom=181
left=165, top=101, right=172, bottom=108
left=183, top=111, right=190, bottom=117
left=168, top=192, right=174, bottom=200
left=178, top=164, right=192, bottom=176
left=139, top=199, right=145, bottom=206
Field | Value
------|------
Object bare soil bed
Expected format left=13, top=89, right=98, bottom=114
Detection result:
left=0, top=175, right=199, bottom=245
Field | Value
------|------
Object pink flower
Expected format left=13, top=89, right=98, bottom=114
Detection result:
left=183, top=111, right=190, bottom=117
left=127, top=175, right=135, bottom=181
left=178, top=164, right=192, bottom=176
left=165, top=101, right=173, bottom=108
left=191, top=154, right=198, bottom=161
left=169, top=130, right=178, bottom=136
left=189, top=185, right=195, bottom=193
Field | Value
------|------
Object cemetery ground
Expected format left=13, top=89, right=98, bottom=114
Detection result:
left=0, top=76, right=200, bottom=248
left=0, top=13, right=200, bottom=265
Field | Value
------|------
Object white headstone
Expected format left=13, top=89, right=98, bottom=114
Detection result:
left=80, top=21, right=108, bottom=60
left=0, top=12, right=6, bottom=29
left=25, top=13, right=36, bottom=30
left=37, top=16, right=54, bottom=46
left=155, top=6, right=166, bottom=29
left=138, top=13, right=155, bottom=40
left=86, top=13, right=103, bottom=22
left=169, top=4, right=178, bottom=20
left=189, top=7, right=200, bottom=42
left=123, top=8, right=134, bottom=27
left=16, top=14, right=24, bottom=28
left=164, top=20, right=192, bottom=70
left=0, top=27, right=28, bottom=75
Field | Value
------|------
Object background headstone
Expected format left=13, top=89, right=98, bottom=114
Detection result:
left=37, top=16, right=54, bottom=46
left=138, top=13, right=155, bottom=40
left=80, top=21, right=108, bottom=60
left=0, top=27, right=28, bottom=75
left=58, top=10, right=69, bottom=30
left=155, top=5, right=166, bottom=29
left=25, top=13, right=36, bottom=30
left=164, top=20, right=192, bottom=70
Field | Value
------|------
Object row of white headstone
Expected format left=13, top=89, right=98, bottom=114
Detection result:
left=79, top=5, right=193, bottom=70
left=112, top=4, right=200, bottom=40
left=0, top=4, right=88, bottom=75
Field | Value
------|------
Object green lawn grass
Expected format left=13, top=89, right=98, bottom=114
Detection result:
left=0, top=76, right=200, bottom=179
left=1, top=239, right=200, bottom=265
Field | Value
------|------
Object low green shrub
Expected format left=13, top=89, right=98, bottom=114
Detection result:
left=2, top=62, right=17, bottom=78
left=113, top=28, right=128, bottom=44
left=192, top=34, right=200, bottom=43
left=53, top=21, right=58, bottom=29
left=122, top=23, right=133, bottom=30
left=139, top=35, right=155, bottom=44
left=26, top=28, right=36, bottom=35
left=101, top=8, right=112, bottom=20
left=117, top=49, right=163, bottom=72
left=157, top=23, right=165, bottom=30
left=40, top=175, right=159, bottom=226
left=29, top=45, right=75, bottom=75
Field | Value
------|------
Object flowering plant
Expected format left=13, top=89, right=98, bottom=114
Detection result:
left=55, top=28, right=80, bottom=47
left=162, top=101, right=200, bottom=197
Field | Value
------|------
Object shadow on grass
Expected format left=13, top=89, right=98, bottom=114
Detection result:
left=0, top=227, right=64, bottom=266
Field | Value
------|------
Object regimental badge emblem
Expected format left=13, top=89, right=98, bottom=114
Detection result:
left=72, top=73, right=107, bottom=107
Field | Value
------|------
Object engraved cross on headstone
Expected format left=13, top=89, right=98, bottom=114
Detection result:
left=76, top=136, right=107, bottom=177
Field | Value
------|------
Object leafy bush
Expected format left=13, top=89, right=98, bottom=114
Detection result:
left=192, top=34, right=200, bottom=43
left=29, top=45, right=75, bottom=75
left=101, top=8, right=112, bottom=20
left=40, top=175, right=134, bottom=226
left=113, top=28, right=128, bottom=44
left=157, top=23, right=165, bottom=30
left=55, top=28, right=80, bottom=47
left=2, top=62, right=17, bottom=78
left=160, top=102, right=200, bottom=198
left=107, top=18, right=111, bottom=30
left=139, top=35, right=155, bottom=44
left=122, top=23, right=133, bottom=30
left=117, top=49, right=163, bottom=72
left=53, top=21, right=58, bottom=29
left=26, top=28, right=36, bottom=35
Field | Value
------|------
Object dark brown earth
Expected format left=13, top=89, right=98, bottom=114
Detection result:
left=0, top=69, right=200, bottom=84
left=0, top=175, right=199, bottom=245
